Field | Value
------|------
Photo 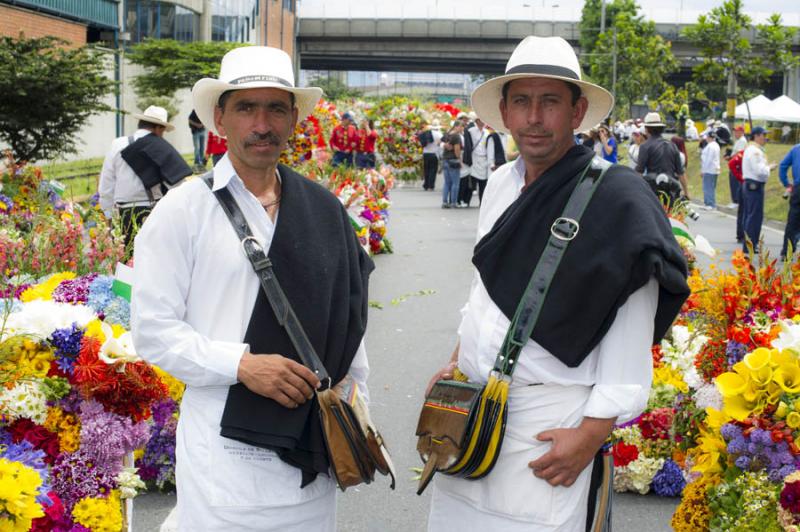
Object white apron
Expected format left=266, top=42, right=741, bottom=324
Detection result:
left=428, top=384, right=594, bottom=532
left=172, top=386, right=336, bottom=531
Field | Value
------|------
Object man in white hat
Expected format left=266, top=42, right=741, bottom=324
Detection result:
left=98, top=105, right=187, bottom=251
left=424, top=36, right=689, bottom=531
left=636, top=111, right=689, bottom=200
left=131, top=46, right=374, bottom=531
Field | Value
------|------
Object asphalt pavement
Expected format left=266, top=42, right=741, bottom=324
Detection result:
left=133, top=185, right=787, bottom=531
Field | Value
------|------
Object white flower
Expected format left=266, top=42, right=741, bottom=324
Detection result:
left=772, top=319, right=800, bottom=353
left=115, top=467, right=146, bottom=499
left=1, top=300, right=96, bottom=342
left=693, top=382, right=723, bottom=411
left=0, top=381, right=48, bottom=424
left=661, top=325, right=708, bottom=388
left=613, top=456, right=664, bottom=494
left=692, top=235, right=716, bottom=258
left=98, top=322, right=139, bottom=367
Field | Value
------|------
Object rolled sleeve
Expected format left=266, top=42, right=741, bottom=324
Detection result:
left=583, top=277, right=659, bottom=422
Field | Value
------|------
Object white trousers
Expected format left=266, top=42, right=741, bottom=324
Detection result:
left=428, top=384, right=594, bottom=531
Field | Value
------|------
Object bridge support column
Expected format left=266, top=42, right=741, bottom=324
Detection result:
left=785, top=65, right=800, bottom=102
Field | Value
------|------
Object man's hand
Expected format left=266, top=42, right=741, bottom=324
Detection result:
left=425, top=360, right=458, bottom=397
left=528, top=417, right=615, bottom=487
left=237, top=352, right=320, bottom=408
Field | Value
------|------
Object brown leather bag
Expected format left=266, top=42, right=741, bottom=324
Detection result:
left=318, top=378, right=395, bottom=490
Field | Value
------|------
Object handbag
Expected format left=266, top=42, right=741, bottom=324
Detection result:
left=415, top=156, right=612, bottom=495
left=203, top=174, right=396, bottom=492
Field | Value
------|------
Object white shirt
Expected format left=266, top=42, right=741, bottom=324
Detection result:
left=686, top=125, right=699, bottom=141
left=733, top=135, right=748, bottom=153
left=422, top=129, right=444, bottom=155
left=456, top=157, right=658, bottom=423
left=131, top=154, right=368, bottom=527
left=743, top=143, right=771, bottom=182
left=98, top=129, right=164, bottom=216
left=627, top=143, right=640, bottom=168
left=486, top=133, right=508, bottom=171
left=470, top=127, right=489, bottom=180
left=700, top=140, right=720, bottom=174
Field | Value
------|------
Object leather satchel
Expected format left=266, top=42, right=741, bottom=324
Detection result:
left=203, top=174, right=396, bottom=492
left=415, top=157, right=612, bottom=494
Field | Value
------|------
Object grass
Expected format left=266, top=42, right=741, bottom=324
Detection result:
left=37, top=153, right=195, bottom=202
left=683, top=141, right=794, bottom=223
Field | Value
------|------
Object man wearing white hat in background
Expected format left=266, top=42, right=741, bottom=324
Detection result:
left=98, top=105, right=187, bottom=251
left=424, top=36, right=689, bottom=531
left=131, top=46, right=374, bottom=531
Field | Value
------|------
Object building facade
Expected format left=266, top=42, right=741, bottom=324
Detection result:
left=0, top=0, right=298, bottom=161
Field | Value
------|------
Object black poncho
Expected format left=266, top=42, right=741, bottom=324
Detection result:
left=473, top=145, right=690, bottom=368
left=219, top=164, right=374, bottom=486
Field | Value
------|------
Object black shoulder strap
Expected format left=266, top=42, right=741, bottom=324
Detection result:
left=493, top=157, right=612, bottom=376
left=201, top=172, right=332, bottom=387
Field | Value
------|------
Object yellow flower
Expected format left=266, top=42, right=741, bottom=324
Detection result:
left=743, top=347, right=772, bottom=371
left=19, top=272, right=75, bottom=302
left=777, top=401, right=790, bottom=419
left=72, top=490, right=123, bottom=532
left=788, top=412, right=800, bottom=429
left=716, top=372, right=747, bottom=397
left=153, top=366, right=185, bottom=403
left=0, top=457, right=45, bottom=530
left=775, top=363, right=800, bottom=393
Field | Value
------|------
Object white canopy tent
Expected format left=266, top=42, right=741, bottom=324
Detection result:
left=734, top=94, right=775, bottom=121
left=769, top=95, right=800, bottom=123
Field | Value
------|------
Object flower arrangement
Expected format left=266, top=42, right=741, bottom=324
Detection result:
left=0, top=271, right=182, bottom=529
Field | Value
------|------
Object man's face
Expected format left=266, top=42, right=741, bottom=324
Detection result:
left=735, top=129, right=743, bottom=139
left=476, top=118, right=485, bottom=129
left=500, top=78, right=587, bottom=164
left=153, top=125, right=166, bottom=138
left=755, top=133, right=767, bottom=146
left=215, top=88, right=297, bottom=171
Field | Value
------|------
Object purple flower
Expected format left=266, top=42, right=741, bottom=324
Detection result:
left=721, top=423, right=743, bottom=441
left=51, top=451, right=115, bottom=511
left=725, top=340, right=748, bottom=367
left=735, top=455, right=752, bottom=470
left=0, top=437, right=52, bottom=505
left=651, top=459, right=686, bottom=497
left=51, top=273, right=98, bottom=304
left=79, top=400, right=150, bottom=475
left=48, top=323, right=84, bottom=375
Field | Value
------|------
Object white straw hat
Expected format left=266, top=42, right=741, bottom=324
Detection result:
left=192, top=46, right=323, bottom=136
left=470, top=36, right=614, bottom=134
left=131, top=105, right=174, bottom=132
left=643, top=112, right=666, bottom=127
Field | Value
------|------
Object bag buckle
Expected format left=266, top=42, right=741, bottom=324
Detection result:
left=550, top=217, right=580, bottom=241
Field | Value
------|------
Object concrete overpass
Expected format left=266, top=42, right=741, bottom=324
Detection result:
left=297, top=17, right=800, bottom=99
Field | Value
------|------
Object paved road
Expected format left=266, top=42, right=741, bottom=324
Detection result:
left=133, top=187, right=786, bottom=531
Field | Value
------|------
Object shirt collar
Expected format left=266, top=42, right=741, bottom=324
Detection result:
left=511, top=154, right=526, bottom=190
left=211, top=154, right=283, bottom=192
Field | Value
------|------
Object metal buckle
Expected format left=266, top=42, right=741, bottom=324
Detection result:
left=241, top=236, right=270, bottom=270
left=550, top=217, right=580, bottom=241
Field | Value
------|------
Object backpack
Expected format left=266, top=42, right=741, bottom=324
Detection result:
left=728, top=150, right=744, bottom=182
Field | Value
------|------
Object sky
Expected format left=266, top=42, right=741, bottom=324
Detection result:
left=298, top=0, right=800, bottom=25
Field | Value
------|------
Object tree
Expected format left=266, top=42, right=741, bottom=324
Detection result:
left=0, top=35, right=115, bottom=163
left=682, top=0, right=795, bottom=128
left=578, top=0, right=639, bottom=56
left=308, top=75, right=362, bottom=100
left=127, top=39, right=245, bottom=101
left=589, top=11, right=679, bottom=118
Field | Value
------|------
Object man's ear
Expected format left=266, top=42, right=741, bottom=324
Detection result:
left=214, top=106, right=226, bottom=138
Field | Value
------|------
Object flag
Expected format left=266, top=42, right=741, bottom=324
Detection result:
left=112, top=263, right=134, bottom=302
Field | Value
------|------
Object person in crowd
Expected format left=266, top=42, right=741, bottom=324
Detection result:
left=131, top=46, right=373, bottom=531
left=425, top=35, right=689, bottom=532
left=466, top=117, right=490, bottom=206
left=189, top=109, right=207, bottom=171
left=330, top=112, right=357, bottom=167
left=420, top=119, right=444, bottom=190
left=441, top=121, right=464, bottom=208
left=741, top=126, right=778, bottom=253
left=671, top=136, right=688, bottom=173
left=700, top=129, right=721, bottom=210
left=779, top=140, right=800, bottom=259
left=355, top=118, right=378, bottom=169
left=598, top=123, right=618, bottom=163
left=685, top=119, right=699, bottom=141
left=627, top=127, right=645, bottom=169
left=636, top=112, right=689, bottom=200
left=783, top=124, right=792, bottom=144
left=206, top=130, right=228, bottom=166
left=98, top=105, right=189, bottom=252
left=459, top=114, right=486, bottom=207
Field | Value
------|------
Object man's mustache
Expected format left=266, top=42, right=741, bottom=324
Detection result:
left=244, top=132, right=282, bottom=147
left=518, top=128, right=553, bottom=137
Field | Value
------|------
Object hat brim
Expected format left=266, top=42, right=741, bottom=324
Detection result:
left=130, top=113, right=175, bottom=132
left=192, top=78, right=323, bottom=136
left=470, top=73, right=614, bottom=135
left=644, top=122, right=666, bottom=128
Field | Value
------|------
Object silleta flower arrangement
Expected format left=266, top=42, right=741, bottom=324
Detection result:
left=0, top=271, right=183, bottom=530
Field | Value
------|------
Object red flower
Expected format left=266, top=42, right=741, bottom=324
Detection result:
left=781, top=480, right=800, bottom=514
left=612, top=442, right=639, bottom=467
left=7, top=419, right=60, bottom=464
